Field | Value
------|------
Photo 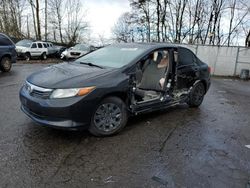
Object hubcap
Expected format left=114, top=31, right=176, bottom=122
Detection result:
left=94, top=103, right=122, bottom=132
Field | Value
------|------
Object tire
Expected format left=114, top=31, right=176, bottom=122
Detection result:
left=41, top=52, right=47, bottom=60
left=0, top=56, right=12, bottom=72
left=187, top=82, right=205, bottom=107
left=25, top=53, right=31, bottom=61
left=89, top=97, right=128, bottom=136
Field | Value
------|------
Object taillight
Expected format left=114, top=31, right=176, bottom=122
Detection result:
left=208, top=66, right=212, bottom=73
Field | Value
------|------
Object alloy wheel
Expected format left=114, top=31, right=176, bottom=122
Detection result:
left=93, top=103, right=122, bottom=132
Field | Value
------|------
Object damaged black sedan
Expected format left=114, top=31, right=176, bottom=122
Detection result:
left=19, top=43, right=211, bottom=136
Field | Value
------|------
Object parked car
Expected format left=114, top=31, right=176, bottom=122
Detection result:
left=15, top=39, right=34, bottom=59
left=54, top=45, right=67, bottom=58
left=0, top=33, right=16, bottom=72
left=61, top=44, right=91, bottom=59
left=16, top=41, right=48, bottom=60
left=46, top=42, right=57, bottom=56
left=19, top=43, right=211, bottom=136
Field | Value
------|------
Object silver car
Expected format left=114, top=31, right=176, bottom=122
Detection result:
left=61, top=44, right=91, bottom=59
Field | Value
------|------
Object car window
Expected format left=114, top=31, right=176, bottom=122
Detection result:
left=31, top=43, right=37, bottom=48
left=37, top=43, right=43, bottom=48
left=0, top=34, right=13, bottom=46
left=76, top=46, right=146, bottom=68
left=43, top=43, right=47, bottom=48
left=178, top=48, right=194, bottom=66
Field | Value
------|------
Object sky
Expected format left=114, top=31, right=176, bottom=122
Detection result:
left=84, top=0, right=131, bottom=40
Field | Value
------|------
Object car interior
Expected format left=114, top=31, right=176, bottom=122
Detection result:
left=133, top=49, right=170, bottom=103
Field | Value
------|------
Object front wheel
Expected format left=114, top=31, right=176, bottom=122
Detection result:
left=0, top=57, right=12, bottom=72
left=187, top=82, right=205, bottom=107
left=25, top=52, right=31, bottom=61
left=41, top=53, right=47, bottom=60
left=89, top=97, right=128, bottom=136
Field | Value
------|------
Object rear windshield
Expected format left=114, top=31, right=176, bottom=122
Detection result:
left=75, top=46, right=145, bottom=68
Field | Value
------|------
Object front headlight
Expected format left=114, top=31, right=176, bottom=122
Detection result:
left=50, top=86, right=96, bottom=99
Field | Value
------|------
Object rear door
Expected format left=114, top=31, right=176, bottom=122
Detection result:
left=37, top=43, right=44, bottom=55
left=30, top=43, right=38, bottom=56
left=176, top=47, right=200, bottom=89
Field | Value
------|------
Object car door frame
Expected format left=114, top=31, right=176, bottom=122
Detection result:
left=128, top=47, right=175, bottom=114
left=175, top=47, right=200, bottom=90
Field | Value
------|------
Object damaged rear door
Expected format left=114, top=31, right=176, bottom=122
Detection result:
left=176, top=47, right=200, bottom=90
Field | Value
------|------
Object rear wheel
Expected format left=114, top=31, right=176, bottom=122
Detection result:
left=0, top=56, right=12, bottom=72
left=187, top=82, right=205, bottom=107
left=89, top=97, right=128, bottom=136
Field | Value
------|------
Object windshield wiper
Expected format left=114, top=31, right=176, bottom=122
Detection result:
left=79, top=62, right=104, bottom=69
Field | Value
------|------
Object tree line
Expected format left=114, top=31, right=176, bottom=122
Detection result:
left=113, top=0, right=250, bottom=47
left=0, top=0, right=88, bottom=46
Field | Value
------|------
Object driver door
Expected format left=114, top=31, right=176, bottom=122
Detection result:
left=130, top=49, right=172, bottom=113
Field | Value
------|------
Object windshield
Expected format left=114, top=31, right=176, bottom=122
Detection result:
left=73, top=44, right=89, bottom=51
left=16, top=40, right=32, bottom=47
left=75, top=46, right=145, bottom=68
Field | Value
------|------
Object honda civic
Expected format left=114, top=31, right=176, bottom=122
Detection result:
left=19, top=43, right=211, bottom=136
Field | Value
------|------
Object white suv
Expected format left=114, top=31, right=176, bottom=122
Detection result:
left=16, top=41, right=48, bottom=60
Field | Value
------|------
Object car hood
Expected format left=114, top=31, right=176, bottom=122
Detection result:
left=16, top=46, right=28, bottom=51
left=27, top=62, right=115, bottom=89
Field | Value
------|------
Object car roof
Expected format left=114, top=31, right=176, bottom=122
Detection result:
left=0, top=33, right=15, bottom=45
left=111, top=42, right=182, bottom=50
left=35, top=41, right=47, bottom=43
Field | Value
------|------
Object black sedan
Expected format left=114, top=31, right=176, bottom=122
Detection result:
left=19, top=43, right=211, bottom=136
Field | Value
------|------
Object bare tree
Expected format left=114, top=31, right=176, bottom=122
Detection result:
left=48, top=0, right=64, bottom=43
left=246, top=30, right=250, bottom=47
left=112, top=12, right=133, bottom=43
left=130, top=0, right=153, bottom=42
left=0, top=0, right=24, bottom=38
left=44, top=0, right=48, bottom=41
left=28, top=0, right=41, bottom=40
left=222, top=0, right=249, bottom=46
left=65, top=0, right=88, bottom=45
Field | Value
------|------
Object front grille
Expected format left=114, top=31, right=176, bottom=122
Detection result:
left=24, top=81, right=53, bottom=99
left=30, top=90, right=52, bottom=99
left=70, top=52, right=81, bottom=56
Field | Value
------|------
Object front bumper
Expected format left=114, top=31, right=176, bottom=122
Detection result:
left=19, top=86, right=98, bottom=130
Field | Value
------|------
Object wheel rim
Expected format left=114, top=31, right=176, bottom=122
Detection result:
left=3, top=59, right=11, bottom=70
left=193, top=85, right=204, bottom=104
left=94, top=103, right=122, bottom=132
left=43, top=54, right=47, bottom=59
